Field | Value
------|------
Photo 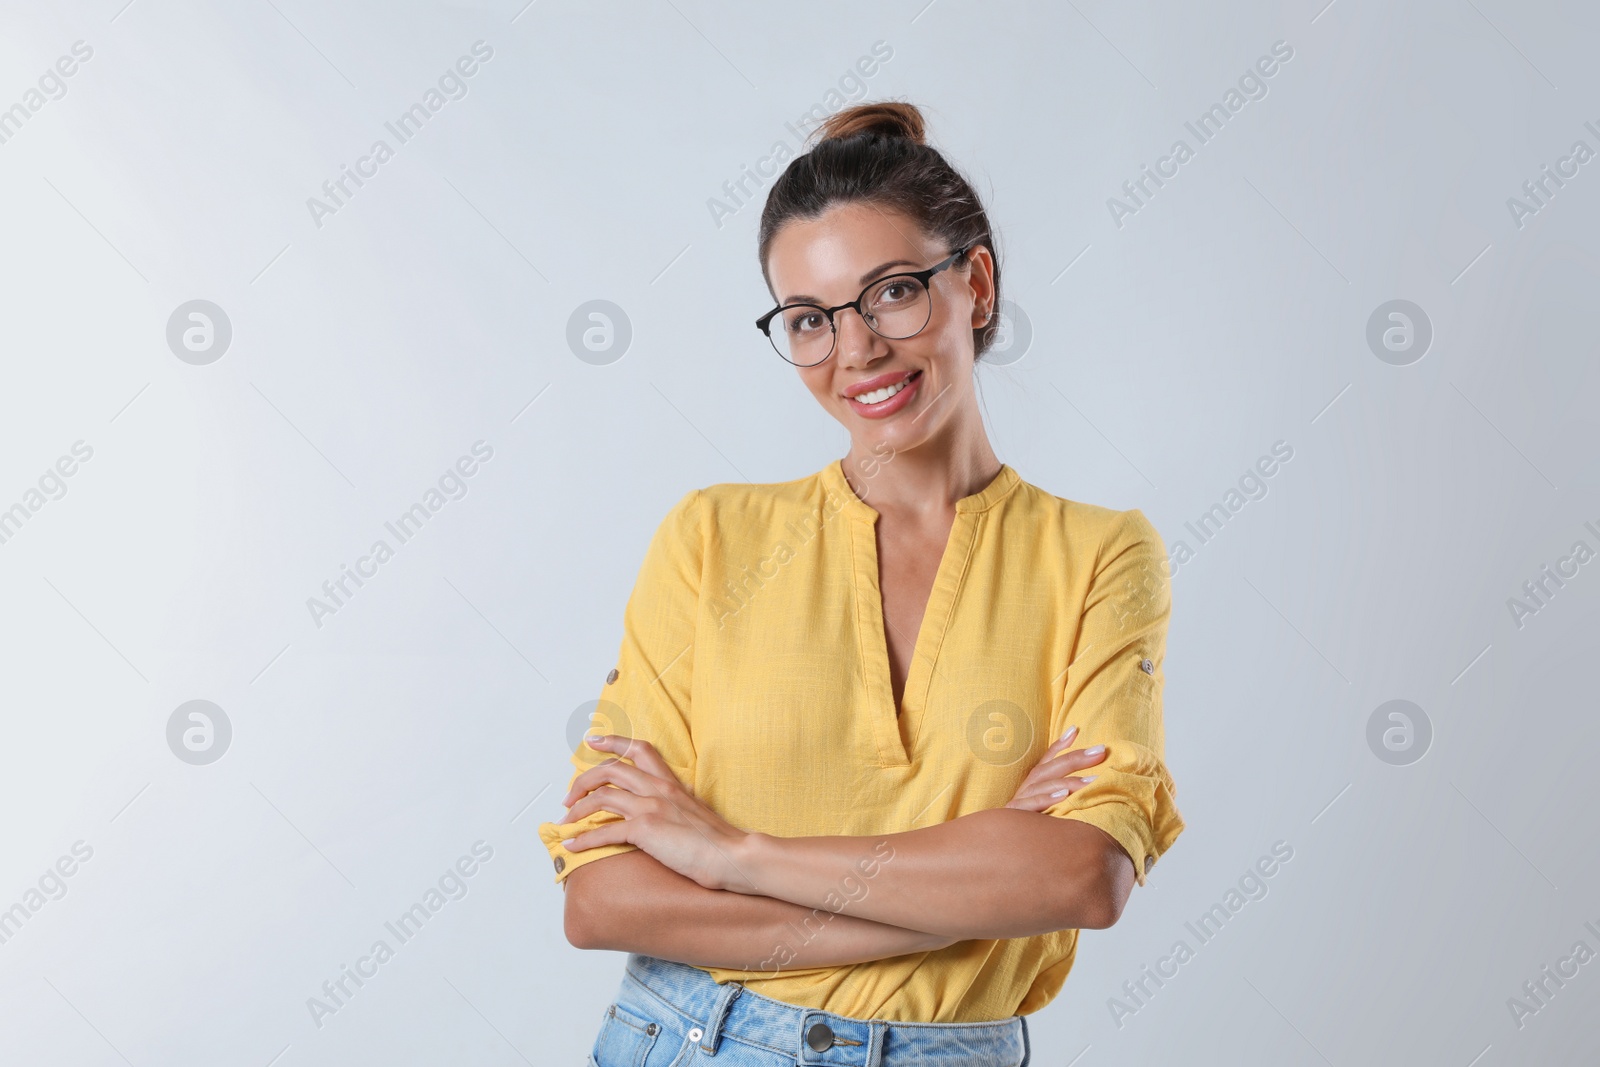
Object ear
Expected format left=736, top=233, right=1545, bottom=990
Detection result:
left=962, top=244, right=997, bottom=326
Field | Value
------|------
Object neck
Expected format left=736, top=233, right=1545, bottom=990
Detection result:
left=841, top=414, right=1001, bottom=521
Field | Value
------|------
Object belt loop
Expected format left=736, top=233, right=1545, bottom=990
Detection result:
left=699, top=981, right=743, bottom=1055
left=866, top=1020, right=885, bottom=1067
left=1018, top=1014, right=1031, bottom=1067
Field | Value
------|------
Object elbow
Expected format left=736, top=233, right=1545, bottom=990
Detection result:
left=563, top=887, right=595, bottom=949
left=562, top=869, right=608, bottom=950
left=561, top=850, right=656, bottom=951
left=1067, top=843, right=1137, bottom=931
left=1080, top=882, right=1129, bottom=930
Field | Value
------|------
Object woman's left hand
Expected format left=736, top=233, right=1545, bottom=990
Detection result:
left=555, top=734, right=756, bottom=892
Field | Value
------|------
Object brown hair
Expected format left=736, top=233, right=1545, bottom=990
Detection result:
left=757, top=101, right=1003, bottom=362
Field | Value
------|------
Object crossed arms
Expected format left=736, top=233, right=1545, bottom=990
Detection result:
left=558, top=731, right=1134, bottom=970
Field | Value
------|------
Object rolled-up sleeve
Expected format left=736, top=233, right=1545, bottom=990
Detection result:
left=1043, top=507, right=1183, bottom=887
left=537, top=489, right=702, bottom=885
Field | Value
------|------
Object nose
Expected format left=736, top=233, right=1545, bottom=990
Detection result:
left=833, top=306, right=882, bottom=370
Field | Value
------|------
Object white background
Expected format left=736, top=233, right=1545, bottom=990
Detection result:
left=1, top=1, right=1596, bottom=1064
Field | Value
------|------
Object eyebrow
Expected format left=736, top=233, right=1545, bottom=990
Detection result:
left=780, top=259, right=922, bottom=305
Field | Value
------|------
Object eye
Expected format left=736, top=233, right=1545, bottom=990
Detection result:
left=785, top=308, right=827, bottom=335
left=871, top=280, right=920, bottom=307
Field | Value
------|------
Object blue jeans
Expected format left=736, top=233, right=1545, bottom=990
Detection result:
left=588, top=953, right=1031, bottom=1067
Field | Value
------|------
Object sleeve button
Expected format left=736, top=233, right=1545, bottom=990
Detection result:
left=1140, top=659, right=1155, bottom=674
left=553, top=856, right=565, bottom=873
left=605, top=668, right=619, bottom=684
left=1144, top=854, right=1156, bottom=871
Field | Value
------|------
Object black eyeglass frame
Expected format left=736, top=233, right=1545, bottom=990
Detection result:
left=754, top=244, right=972, bottom=367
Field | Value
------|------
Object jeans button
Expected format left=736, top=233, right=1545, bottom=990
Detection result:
left=688, top=1027, right=703, bottom=1042
left=806, top=1021, right=835, bottom=1051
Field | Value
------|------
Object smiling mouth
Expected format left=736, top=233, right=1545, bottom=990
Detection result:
left=849, top=370, right=921, bottom=405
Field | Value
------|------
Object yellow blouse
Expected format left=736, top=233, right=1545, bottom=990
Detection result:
left=539, top=458, right=1184, bottom=1022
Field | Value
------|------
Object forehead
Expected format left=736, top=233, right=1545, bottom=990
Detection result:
left=767, top=202, right=934, bottom=299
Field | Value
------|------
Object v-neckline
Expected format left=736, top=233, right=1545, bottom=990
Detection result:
left=822, top=459, right=1019, bottom=767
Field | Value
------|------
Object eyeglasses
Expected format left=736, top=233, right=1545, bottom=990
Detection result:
left=755, top=245, right=970, bottom=367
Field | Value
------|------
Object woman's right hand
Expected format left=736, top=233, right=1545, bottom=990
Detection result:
left=1002, top=726, right=1108, bottom=812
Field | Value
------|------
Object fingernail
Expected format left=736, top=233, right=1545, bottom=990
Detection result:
left=1081, top=775, right=1097, bottom=783
left=1060, top=726, right=1077, bottom=741
left=586, top=734, right=606, bottom=744
left=1050, top=788, right=1069, bottom=798
left=1085, top=744, right=1105, bottom=756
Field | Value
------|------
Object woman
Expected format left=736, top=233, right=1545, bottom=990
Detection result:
left=539, top=101, right=1184, bottom=1067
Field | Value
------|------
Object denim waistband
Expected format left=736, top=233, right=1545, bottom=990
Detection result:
left=619, top=953, right=1031, bottom=1066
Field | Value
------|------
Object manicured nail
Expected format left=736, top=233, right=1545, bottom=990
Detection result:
left=1050, top=788, right=1069, bottom=798
left=1085, top=744, right=1105, bottom=756
left=1060, top=726, right=1078, bottom=743
left=586, top=734, right=606, bottom=744
left=1081, top=775, right=1097, bottom=783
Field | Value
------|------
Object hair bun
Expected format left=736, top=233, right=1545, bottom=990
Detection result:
left=816, top=101, right=927, bottom=146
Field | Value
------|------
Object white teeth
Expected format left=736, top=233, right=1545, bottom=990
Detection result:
left=853, top=376, right=912, bottom=405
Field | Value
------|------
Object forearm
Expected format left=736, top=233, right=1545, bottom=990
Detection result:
left=565, top=850, right=956, bottom=969
left=727, top=808, right=1131, bottom=938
